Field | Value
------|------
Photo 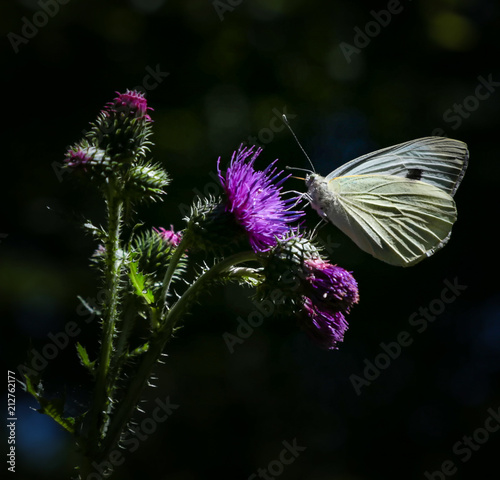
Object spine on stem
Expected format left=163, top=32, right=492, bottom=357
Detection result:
left=97, top=250, right=257, bottom=461
left=85, top=187, right=124, bottom=456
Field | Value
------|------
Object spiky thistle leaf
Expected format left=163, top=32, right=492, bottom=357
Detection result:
left=76, top=342, right=96, bottom=377
left=22, top=376, right=76, bottom=434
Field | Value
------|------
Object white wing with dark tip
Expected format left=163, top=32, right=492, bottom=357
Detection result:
left=325, top=137, right=468, bottom=196
left=324, top=174, right=457, bottom=267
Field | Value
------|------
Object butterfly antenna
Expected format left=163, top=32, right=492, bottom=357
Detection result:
left=285, top=166, right=310, bottom=176
left=282, top=114, right=316, bottom=173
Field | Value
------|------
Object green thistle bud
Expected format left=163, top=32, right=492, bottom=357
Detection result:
left=63, top=91, right=161, bottom=194
left=183, top=196, right=247, bottom=255
left=66, top=90, right=154, bottom=175
left=122, top=162, right=170, bottom=204
left=133, top=228, right=184, bottom=279
left=256, top=235, right=359, bottom=350
left=256, top=235, right=320, bottom=314
left=88, top=111, right=153, bottom=164
left=130, top=228, right=187, bottom=305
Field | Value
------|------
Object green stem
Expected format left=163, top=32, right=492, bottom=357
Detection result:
left=97, top=250, right=257, bottom=462
left=108, top=296, right=140, bottom=382
left=158, top=234, right=190, bottom=314
left=76, top=451, right=93, bottom=480
left=160, top=250, right=257, bottom=335
left=86, top=187, right=124, bottom=457
left=227, top=266, right=264, bottom=284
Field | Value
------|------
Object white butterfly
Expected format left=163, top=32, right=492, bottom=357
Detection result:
left=304, top=137, right=468, bottom=267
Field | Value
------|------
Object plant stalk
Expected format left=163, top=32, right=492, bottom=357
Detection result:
left=97, top=250, right=257, bottom=462
left=85, top=186, right=124, bottom=459
left=158, top=234, right=190, bottom=313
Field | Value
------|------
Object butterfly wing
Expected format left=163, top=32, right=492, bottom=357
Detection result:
left=326, top=137, right=468, bottom=196
left=325, top=174, right=457, bottom=266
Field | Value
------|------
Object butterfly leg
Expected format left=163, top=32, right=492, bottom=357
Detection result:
left=286, top=191, right=311, bottom=210
left=310, top=218, right=327, bottom=238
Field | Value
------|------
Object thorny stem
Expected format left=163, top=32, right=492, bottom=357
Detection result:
left=158, top=234, right=190, bottom=314
left=76, top=452, right=93, bottom=480
left=97, top=250, right=257, bottom=463
left=227, top=266, right=264, bottom=284
left=108, top=296, right=141, bottom=384
left=85, top=184, right=124, bottom=458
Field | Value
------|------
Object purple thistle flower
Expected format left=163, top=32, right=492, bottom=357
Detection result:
left=65, top=146, right=105, bottom=168
left=106, top=90, right=153, bottom=121
left=217, top=145, right=304, bottom=252
left=154, top=226, right=182, bottom=247
left=301, top=297, right=349, bottom=350
left=299, top=258, right=359, bottom=350
left=304, top=258, right=359, bottom=312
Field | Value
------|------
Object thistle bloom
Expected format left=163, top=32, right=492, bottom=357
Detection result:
left=301, top=298, right=349, bottom=349
left=106, top=90, right=153, bottom=121
left=304, top=258, right=359, bottom=312
left=65, top=146, right=105, bottom=168
left=154, top=226, right=182, bottom=247
left=299, top=258, right=359, bottom=350
left=94, top=89, right=154, bottom=162
left=64, top=90, right=154, bottom=179
left=217, top=145, right=303, bottom=252
left=256, top=237, right=359, bottom=349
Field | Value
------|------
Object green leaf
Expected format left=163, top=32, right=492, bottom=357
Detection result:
left=128, top=342, right=150, bottom=358
left=83, top=220, right=104, bottom=237
left=23, top=376, right=76, bottom=434
left=76, top=342, right=96, bottom=376
left=77, top=295, right=102, bottom=317
left=129, top=261, right=155, bottom=304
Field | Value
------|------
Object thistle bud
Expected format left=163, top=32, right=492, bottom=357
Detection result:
left=86, top=90, right=154, bottom=164
left=184, top=196, right=246, bottom=255
left=257, top=236, right=359, bottom=350
left=132, top=227, right=186, bottom=288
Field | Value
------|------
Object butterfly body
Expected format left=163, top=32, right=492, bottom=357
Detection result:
left=305, top=137, right=468, bottom=267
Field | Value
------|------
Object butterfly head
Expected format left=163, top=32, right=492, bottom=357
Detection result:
left=305, top=173, right=320, bottom=189
left=305, top=174, right=331, bottom=220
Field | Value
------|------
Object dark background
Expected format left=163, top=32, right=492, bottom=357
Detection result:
left=2, top=0, right=500, bottom=479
